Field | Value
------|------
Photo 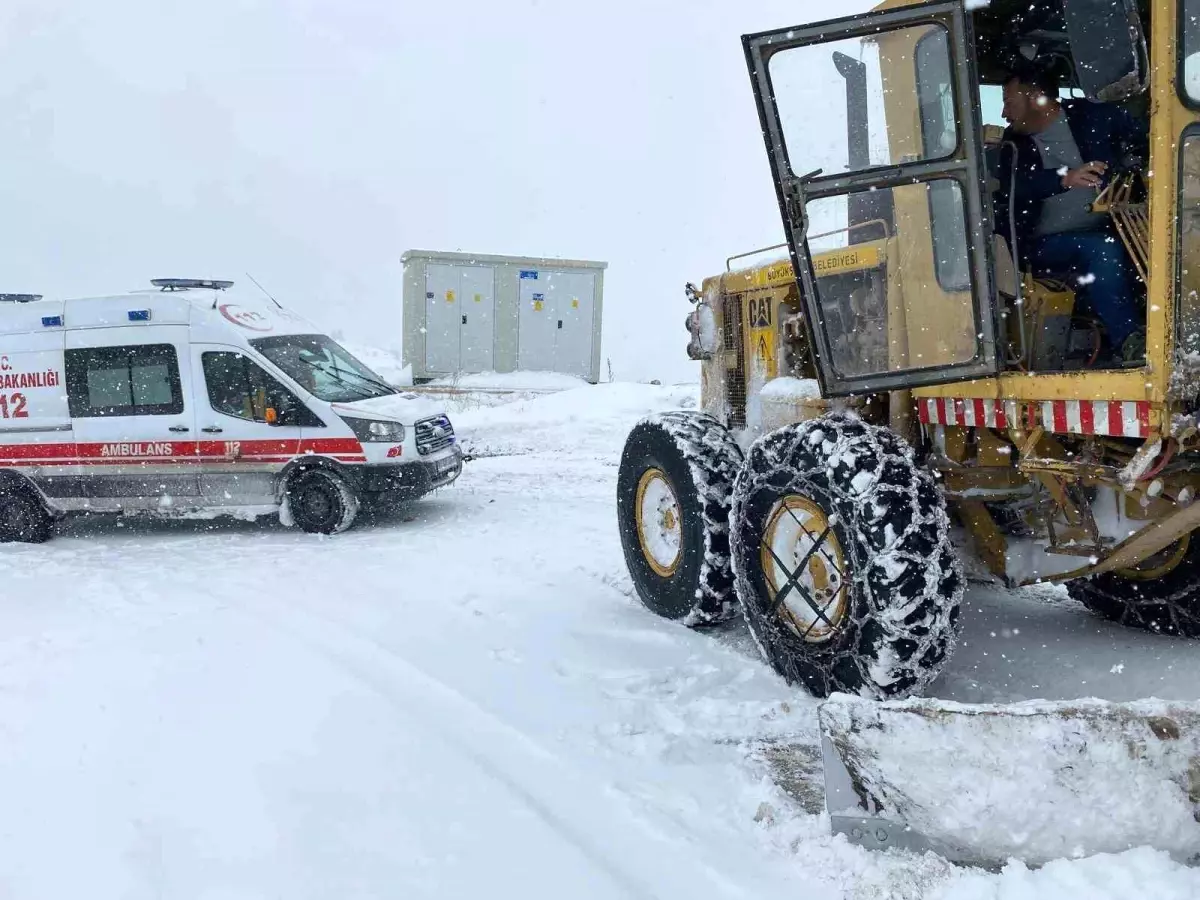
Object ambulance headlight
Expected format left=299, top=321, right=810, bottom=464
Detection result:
left=342, top=417, right=406, bottom=442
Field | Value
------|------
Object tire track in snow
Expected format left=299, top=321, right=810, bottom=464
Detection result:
left=245, top=597, right=793, bottom=900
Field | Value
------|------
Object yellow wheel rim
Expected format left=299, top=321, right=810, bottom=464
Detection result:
left=760, top=495, right=849, bottom=643
left=1116, top=535, right=1190, bottom=582
left=635, top=468, right=683, bottom=578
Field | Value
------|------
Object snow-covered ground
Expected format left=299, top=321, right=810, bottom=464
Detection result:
left=2, top=383, right=1199, bottom=898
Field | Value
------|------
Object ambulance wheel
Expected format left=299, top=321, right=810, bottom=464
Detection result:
left=730, top=414, right=963, bottom=699
left=287, top=469, right=360, bottom=535
left=1068, top=535, right=1200, bottom=637
left=616, top=412, right=744, bottom=624
left=0, top=483, right=53, bottom=544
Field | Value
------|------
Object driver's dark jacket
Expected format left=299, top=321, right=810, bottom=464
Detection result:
left=994, top=99, right=1148, bottom=265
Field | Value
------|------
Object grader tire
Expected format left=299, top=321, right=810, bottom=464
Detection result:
left=1068, top=536, right=1200, bottom=637
left=730, top=413, right=963, bottom=699
left=616, top=412, right=744, bottom=624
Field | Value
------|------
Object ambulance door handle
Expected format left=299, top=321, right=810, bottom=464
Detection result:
left=202, top=426, right=224, bottom=434
left=169, top=425, right=190, bottom=433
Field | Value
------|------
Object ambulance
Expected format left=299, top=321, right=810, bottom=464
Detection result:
left=0, top=280, right=462, bottom=541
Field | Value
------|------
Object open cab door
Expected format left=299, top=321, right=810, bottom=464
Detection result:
left=744, top=1, right=999, bottom=397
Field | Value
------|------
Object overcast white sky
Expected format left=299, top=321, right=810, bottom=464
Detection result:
left=0, top=0, right=870, bottom=383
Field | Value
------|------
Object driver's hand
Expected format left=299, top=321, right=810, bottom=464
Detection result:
left=1061, top=161, right=1107, bottom=189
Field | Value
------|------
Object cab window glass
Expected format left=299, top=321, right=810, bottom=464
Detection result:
left=767, top=23, right=956, bottom=179
left=1179, top=130, right=1200, bottom=357
left=915, top=29, right=969, bottom=293
left=65, top=344, right=183, bottom=417
left=1187, top=4, right=1200, bottom=103
left=202, top=351, right=299, bottom=423
left=916, top=28, right=955, bottom=158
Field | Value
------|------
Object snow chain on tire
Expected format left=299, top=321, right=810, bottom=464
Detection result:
left=617, top=411, right=744, bottom=624
left=1068, top=536, right=1200, bottom=637
left=730, top=413, right=963, bottom=699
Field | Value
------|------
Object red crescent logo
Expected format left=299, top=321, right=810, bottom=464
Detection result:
left=219, top=303, right=273, bottom=332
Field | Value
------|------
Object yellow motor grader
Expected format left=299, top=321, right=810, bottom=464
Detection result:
left=616, top=0, right=1200, bottom=864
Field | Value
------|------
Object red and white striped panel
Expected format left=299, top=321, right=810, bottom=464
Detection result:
left=917, top=397, right=1151, bottom=438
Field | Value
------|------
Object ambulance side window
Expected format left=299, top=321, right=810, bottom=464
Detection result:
left=65, top=344, right=183, bottom=417
left=202, top=351, right=304, bottom=424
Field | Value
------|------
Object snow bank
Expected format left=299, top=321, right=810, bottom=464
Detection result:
left=341, top=343, right=411, bottom=386
left=821, top=694, right=1200, bottom=866
left=454, top=382, right=700, bottom=459
left=430, top=370, right=590, bottom=392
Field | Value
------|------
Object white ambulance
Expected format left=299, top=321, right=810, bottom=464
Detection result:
left=0, top=280, right=462, bottom=542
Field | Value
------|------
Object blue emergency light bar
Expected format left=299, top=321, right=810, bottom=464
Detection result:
left=128, top=309, right=151, bottom=321
left=41, top=315, right=63, bottom=327
left=151, top=278, right=234, bottom=291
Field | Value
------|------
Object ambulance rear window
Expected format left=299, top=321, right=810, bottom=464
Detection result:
left=65, top=344, right=183, bottom=418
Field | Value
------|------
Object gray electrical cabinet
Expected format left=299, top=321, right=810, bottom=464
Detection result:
left=402, top=250, right=606, bottom=383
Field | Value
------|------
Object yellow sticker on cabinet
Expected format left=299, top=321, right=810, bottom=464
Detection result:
left=445, top=290, right=456, bottom=303
left=571, top=298, right=579, bottom=309
left=474, top=293, right=482, bottom=303
left=534, top=300, right=544, bottom=312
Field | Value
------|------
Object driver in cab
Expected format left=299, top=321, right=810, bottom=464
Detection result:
left=995, top=64, right=1148, bottom=362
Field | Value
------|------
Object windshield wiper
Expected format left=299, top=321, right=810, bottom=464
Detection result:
left=309, top=361, right=396, bottom=398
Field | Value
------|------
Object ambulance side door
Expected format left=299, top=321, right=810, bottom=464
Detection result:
left=192, top=345, right=303, bottom=505
left=64, top=326, right=199, bottom=504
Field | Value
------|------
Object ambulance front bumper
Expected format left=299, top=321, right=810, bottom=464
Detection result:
left=354, top=446, right=463, bottom=502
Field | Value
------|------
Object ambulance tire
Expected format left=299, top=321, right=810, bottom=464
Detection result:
left=287, top=469, right=360, bottom=535
left=0, top=483, right=53, bottom=544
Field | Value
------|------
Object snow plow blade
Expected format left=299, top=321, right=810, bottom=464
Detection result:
left=819, top=694, right=1200, bottom=867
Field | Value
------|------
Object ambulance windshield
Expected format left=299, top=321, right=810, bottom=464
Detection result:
left=251, top=334, right=396, bottom=403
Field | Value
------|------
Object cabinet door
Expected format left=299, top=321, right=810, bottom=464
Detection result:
left=424, top=264, right=461, bottom=373
left=549, top=271, right=595, bottom=378
left=458, top=266, right=495, bottom=371
left=517, top=270, right=558, bottom=372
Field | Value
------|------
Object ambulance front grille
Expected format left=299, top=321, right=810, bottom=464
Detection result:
left=415, top=415, right=456, bottom=455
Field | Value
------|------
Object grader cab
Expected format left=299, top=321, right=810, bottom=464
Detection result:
left=616, top=0, right=1200, bottom=864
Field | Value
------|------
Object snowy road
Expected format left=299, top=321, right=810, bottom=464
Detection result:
left=1, top=384, right=1198, bottom=898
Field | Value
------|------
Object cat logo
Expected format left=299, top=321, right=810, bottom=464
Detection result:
left=749, top=296, right=773, bottom=329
